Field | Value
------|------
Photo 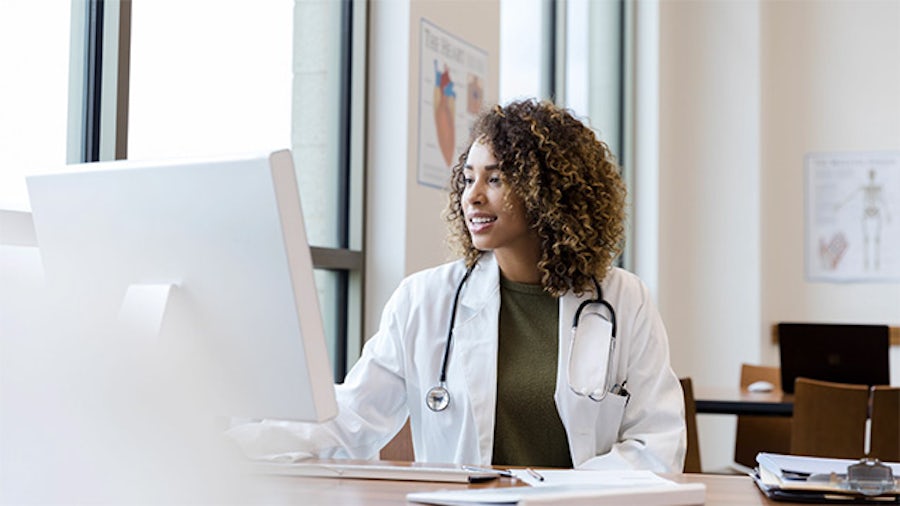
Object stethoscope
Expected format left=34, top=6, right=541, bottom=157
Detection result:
left=425, top=264, right=619, bottom=412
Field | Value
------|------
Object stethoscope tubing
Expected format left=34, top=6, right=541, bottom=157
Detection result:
left=428, top=261, right=618, bottom=412
left=436, top=263, right=476, bottom=385
left=571, top=278, right=617, bottom=338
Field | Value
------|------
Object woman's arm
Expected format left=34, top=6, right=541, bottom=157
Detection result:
left=226, top=282, right=414, bottom=460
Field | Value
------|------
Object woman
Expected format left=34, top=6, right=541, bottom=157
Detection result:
left=228, top=99, right=686, bottom=472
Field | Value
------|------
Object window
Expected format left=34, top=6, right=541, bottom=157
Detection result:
left=564, top=0, right=623, bottom=161
left=500, top=0, right=623, bottom=158
left=127, top=0, right=293, bottom=160
left=0, top=1, right=71, bottom=211
left=499, top=0, right=549, bottom=103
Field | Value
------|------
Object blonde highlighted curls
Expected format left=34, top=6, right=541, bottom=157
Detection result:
left=445, top=99, right=626, bottom=297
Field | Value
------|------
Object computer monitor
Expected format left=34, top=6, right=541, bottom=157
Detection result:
left=26, top=149, right=337, bottom=422
left=778, top=322, right=890, bottom=394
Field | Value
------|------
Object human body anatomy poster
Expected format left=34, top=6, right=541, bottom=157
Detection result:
left=805, top=152, right=899, bottom=282
left=417, top=19, right=487, bottom=189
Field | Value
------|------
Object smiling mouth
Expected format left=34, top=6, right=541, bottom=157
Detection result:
left=468, top=216, right=497, bottom=235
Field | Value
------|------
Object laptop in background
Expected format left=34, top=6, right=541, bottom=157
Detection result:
left=778, top=323, right=890, bottom=394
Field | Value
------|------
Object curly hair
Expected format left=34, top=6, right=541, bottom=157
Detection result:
left=445, top=99, right=626, bottom=297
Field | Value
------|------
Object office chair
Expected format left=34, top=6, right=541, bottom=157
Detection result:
left=733, top=364, right=791, bottom=470
left=679, top=377, right=702, bottom=473
left=790, top=377, right=869, bottom=459
left=869, top=385, right=900, bottom=462
left=380, top=418, right=414, bottom=461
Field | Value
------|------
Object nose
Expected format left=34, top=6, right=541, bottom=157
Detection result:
left=463, top=181, right=484, bottom=207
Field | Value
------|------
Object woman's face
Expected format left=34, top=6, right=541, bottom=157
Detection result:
left=461, top=140, right=538, bottom=262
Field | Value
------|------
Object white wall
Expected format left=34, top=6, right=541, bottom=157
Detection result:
left=365, top=0, right=500, bottom=339
left=658, top=0, right=900, bottom=471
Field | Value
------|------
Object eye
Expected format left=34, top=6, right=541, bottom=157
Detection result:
left=462, top=175, right=474, bottom=185
left=489, top=175, right=502, bottom=185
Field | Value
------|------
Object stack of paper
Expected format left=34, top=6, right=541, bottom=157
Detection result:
left=754, top=453, right=900, bottom=502
left=407, top=470, right=706, bottom=505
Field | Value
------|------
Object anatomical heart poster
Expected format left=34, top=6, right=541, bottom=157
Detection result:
left=418, top=19, right=487, bottom=189
left=805, top=151, right=900, bottom=282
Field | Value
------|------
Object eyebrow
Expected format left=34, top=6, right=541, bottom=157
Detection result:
left=463, top=163, right=500, bottom=171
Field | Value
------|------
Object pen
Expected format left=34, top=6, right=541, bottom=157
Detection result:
left=525, top=467, right=545, bottom=482
left=461, top=465, right=514, bottom=478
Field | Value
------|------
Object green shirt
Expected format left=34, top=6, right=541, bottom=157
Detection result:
left=491, top=276, right=573, bottom=468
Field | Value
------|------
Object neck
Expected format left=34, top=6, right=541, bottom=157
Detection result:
left=494, top=249, right=541, bottom=285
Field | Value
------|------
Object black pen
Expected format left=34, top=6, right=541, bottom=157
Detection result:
left=526, top=467, right=545, bottom=482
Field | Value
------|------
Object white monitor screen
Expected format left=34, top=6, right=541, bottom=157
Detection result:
left=26, top=149, right=337, bottom=423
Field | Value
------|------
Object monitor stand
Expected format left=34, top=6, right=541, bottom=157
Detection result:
left=118, top=283, right=176, bottom=340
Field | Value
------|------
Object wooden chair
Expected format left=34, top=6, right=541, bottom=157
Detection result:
left=733, top=364, right=791, bottom=469
left=380, top=418, right=414, bottom=461
left=869, top=385, right=900, bottom=461
left=789, top=377, right=869, bottom=459
left=680, top=377, right=702, bottom=473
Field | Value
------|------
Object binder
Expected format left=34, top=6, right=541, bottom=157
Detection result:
left=754, top=452, right=900, bottom=502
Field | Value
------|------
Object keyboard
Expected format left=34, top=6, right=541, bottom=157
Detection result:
left=250, top=461, right=504, bottom=483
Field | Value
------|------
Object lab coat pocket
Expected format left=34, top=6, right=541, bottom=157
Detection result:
left=594, top=392, right=628, bottom=451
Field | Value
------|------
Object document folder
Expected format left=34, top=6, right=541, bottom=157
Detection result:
left=754, top=452, right=900, bottom=503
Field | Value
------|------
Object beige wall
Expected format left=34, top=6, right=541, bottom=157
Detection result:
left=659, top=0, right=900, bottom=471
left=366, top=0, right=500, bottom=338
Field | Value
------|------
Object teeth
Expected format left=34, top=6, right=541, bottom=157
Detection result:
left=471, top=217, right=496, bottom=224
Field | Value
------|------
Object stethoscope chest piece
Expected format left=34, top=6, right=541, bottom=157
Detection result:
left=426, top=382, right=450, bottom=412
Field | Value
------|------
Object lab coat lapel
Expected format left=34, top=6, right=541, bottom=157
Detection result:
left=453, top=254, right=500, bottom=465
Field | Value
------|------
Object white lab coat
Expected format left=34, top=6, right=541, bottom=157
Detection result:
left=229, top=252, right=686, bottom=472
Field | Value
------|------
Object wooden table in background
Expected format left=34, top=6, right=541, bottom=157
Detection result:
left=694, top=386, right=793, bottom=416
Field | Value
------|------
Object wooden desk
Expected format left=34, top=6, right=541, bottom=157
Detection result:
left=694, top=386, right=793, bottom=416
left=242, top=470, right=804, bottom=505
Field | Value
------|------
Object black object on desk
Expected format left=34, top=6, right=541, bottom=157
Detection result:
left=778, top=323, right=890, bottom=394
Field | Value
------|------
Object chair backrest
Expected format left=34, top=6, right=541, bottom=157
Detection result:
left=734, top=364, right=791, bottom=469
left=869, top=385, right=900, bottom=461
left=739, top=363, right=781, bottom=389
left=679, top=377, right=702, bottom=473
left=380, top=418, right=414, bottom=461
left=790, top=377, right=869, bottom=459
